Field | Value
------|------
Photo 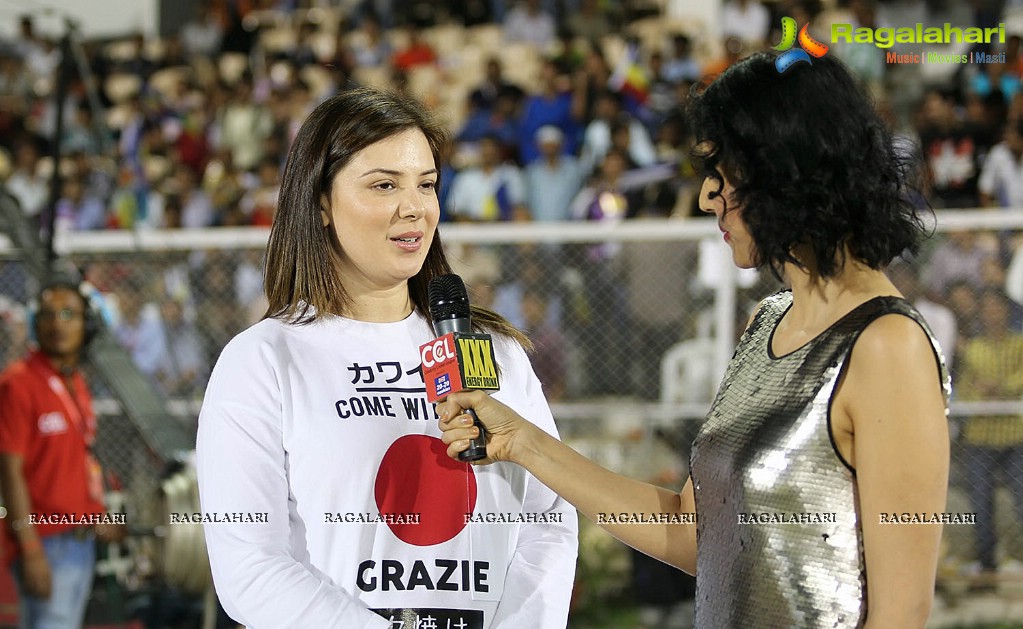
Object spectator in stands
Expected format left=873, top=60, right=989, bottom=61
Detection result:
left=963, top=90, right=1006, bottom=163
left=517, top=57, right=584, bottom=164
left=159, top=34, right=189, bottom=69
left=653, top=111, right=691, bottom=165
left=214, top=77, right=274, bottom=173
left=645, top=50, right=680, bottom=128
left=14, top=16, right=58, bottom=83
left=468, top=57, right=525, bottom=114
left=720, top=0, right=771, bottom=48
left=0, top=294, right=27, bottom=369
left=234, top=248, right=267, bottom=326
left=662, top=34, right=701, bottom=86
left=946, top=280, right=983, bottom=346
left=456, top=89, right=522, bottom=153
left=62, top=104, right=103, bottom=155
left=956, top=288, right=1023, bottom=582
left=566, top=0, right=613, bottom=43
left=575, top=46, right=613, bottom=122
left=980, top=255, right=1023, bottom=330
left=580, top=91, right=657, bottom=174
left=112, top=279, right=166, bottom=379
left=290, top=22, right=320, bottom=68
left=915, top=89, right=986, bottom=208
left=112, top=33, right=157, bottom=81
left=490, top=248, right=559, bottom=330
left=155, top=295, right=207, bottom=399
left=923, top=230, right=996, bottom=302
left=4, top=142, right=47, bottom=223
left=52, top=175, right=106, bottom=233
left=219, top=4, right=257, bottom=55
left=1007, top=33, right=1023, bottom=78
left=571, top=147, right=632, bottom=227
left=172, top=165, right=215, bottom=228
left=11, top=16, right=44, bottom=67
left=831, top=0, right=885, bottom=90
left=181, top=3, right=223, bottom=59
left=192, top=251, right=245, bottom=371
left=349, top=12, right=393, bottom=68
left=1005, top=238, right=1023, bottom=306
left=359, top=0, right=397, bottom=30
left=503, top=0, right=557, bottom=49
left=239, top=156, right=281, bottom=227
left=159, top=194, right=183, bottom=229
left=521, top=287, right=567, bottom=400
left=524, top=125, right=584, bottom=223
left=979, top=116, right=1023, bottom=208
left=970, top=51, right=1022, bottom=106
left=69, top=152, right=114, bottom=208
left=391, top=24, right=437, bottom=72
left=447, top=134, right=529, bottom=221
left=450, top=0, right=494, bottom=26
left=174, top=106, right=211, bottom=177
left=569, top=148, right=632, bottom=394
left=0, top=55, right=32, bottom=124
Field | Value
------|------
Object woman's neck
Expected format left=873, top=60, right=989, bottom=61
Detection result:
left=782, top=253, right=899, bottom=330
left=343, top=284, right=414, bottom=323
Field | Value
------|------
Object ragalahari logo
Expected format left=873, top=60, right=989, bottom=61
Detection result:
left=773, top=16, right=829, bottom=72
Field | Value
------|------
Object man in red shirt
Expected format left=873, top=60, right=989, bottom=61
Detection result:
left=0, top=279, right=123, bottom=627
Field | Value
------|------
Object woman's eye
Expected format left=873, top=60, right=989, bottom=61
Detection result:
left=374, top=182, right=396, bottom=191
left=420, top=181, right=437, bottom=190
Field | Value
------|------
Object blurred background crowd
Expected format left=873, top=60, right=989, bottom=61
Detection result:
left=2, top=0, right=1023, bottom=627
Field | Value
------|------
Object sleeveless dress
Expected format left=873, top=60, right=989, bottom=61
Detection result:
left=689, top=291, right=950, bottom=628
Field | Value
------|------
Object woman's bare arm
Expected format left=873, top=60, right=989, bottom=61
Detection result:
left=838, top=315, right=949, bottom=628
left=439, top=394, right=698, bottom=574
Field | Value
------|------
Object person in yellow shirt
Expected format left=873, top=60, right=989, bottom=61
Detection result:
left=957, top=287, right=1023, bottom=575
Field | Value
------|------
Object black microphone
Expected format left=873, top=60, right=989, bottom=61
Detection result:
left=423, top=274, right=496, bottom=462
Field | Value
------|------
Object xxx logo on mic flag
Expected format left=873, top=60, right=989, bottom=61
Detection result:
left=773, top=16, right=829, bottom=73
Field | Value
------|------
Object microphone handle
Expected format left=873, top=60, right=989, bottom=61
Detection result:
left=436, top=317, right=489, bottom=462
left=458, top=408, right=489, bottom=462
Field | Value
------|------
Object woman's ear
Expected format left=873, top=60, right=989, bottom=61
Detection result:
left=320, top=195, right=330, bottom=227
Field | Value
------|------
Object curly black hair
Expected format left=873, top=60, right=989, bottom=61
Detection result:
left=688, top=51, right=927, bottom=279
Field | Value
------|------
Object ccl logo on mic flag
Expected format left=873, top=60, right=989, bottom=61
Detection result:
left=420, top=332, right=499, bottom=402
left=774, top=16, right=829, bottom=72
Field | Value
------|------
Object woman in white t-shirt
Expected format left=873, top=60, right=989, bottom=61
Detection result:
left=196, top=87, right=577, bottom=629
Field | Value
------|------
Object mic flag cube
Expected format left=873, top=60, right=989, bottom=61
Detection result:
left=420, top=332, right=500, bottom=403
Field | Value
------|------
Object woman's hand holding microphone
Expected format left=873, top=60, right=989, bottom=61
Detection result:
left=437, top=391, right=539, bottom=465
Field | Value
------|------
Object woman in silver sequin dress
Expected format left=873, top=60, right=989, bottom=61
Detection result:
left=438, top=51, right=950, bottom=628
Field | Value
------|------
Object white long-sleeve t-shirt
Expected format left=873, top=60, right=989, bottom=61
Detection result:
left=197, top=311, right=577, bottom=629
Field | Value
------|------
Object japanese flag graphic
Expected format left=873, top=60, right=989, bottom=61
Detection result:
left=374, top=434, right=477, bottom=546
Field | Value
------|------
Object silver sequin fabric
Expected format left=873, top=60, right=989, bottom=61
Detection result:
left=689, top=291, right=950, bottom=628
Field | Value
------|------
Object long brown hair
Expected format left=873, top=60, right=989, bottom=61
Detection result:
left=263, top=87, right=529, bottom=348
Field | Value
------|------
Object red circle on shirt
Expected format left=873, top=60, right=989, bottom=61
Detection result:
left=374, top=434, right=477, bottom=546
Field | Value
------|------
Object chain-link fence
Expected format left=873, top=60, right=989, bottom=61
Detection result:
left=2, top=212, right=1023, bottom=624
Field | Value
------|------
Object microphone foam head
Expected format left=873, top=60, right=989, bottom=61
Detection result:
left=428, top=274, right=471, bottom=322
